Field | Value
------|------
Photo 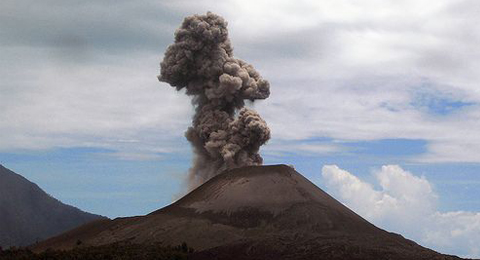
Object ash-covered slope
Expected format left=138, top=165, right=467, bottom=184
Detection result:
left=159, top=164, right=378, bottom=233
left=34, top=165, right=461, bottom=260
left=0, top=164, right=106, bottom=248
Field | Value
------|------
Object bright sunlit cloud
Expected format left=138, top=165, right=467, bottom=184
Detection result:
left=320, top=164, right=480, bottom=258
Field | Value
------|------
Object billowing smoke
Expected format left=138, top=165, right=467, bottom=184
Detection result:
left=159, top=12, right=271, bottom=189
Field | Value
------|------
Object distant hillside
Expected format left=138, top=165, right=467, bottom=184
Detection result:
left=0, top=164, right=106, bottom=248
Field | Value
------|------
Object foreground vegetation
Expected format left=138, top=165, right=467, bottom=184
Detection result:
left=0, top=242, right=193, bottom=260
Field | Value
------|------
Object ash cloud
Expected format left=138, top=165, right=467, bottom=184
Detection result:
left=159, top=12, right=271, bottom=189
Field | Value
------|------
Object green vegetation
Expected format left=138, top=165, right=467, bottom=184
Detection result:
left=0, top=242, right=193, bottom=260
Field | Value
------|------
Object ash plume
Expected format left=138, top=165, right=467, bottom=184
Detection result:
left=159, top=12, right=271, bottom=189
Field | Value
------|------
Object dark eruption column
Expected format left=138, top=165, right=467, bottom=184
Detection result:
left=159, top=12, right=271, bottom=189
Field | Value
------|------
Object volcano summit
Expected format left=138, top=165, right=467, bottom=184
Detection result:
left=34, top=165, right=460, bottom=259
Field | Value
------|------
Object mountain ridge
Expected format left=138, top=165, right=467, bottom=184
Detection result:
left=0, top=164, right=106, bottom=248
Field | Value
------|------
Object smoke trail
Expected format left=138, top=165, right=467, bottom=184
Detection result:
left=159, top=12, right=271, bottom=189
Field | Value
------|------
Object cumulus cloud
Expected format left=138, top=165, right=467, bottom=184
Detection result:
left=321, top=164, right=480, bottom=258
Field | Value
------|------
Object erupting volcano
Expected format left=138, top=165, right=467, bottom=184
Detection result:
left=32, top=12, right=464, bottom=260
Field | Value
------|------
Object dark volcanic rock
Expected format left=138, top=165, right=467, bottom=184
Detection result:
left=33, top=165, right=462, bottom=259
left=0, top=164, right=106, bottom=248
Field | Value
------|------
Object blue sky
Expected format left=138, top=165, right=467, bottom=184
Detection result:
left=1, top=0, right=480, bottom=257
left=3, top=139, right=479, bottom=216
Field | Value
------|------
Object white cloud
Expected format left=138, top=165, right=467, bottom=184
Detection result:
left=320, top=164, right=480, bottom=258
left=263, top=140, right=345, bottom=157
left=242, top=0, right=480, bottom=162
left=2, top=0, right=480, bottom=162
left=0, top=1, right=191, bottom=157
left=0, top=45, right=191, bottom=155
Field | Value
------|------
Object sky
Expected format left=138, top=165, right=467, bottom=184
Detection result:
left=1, top=0, right=480, bottom=257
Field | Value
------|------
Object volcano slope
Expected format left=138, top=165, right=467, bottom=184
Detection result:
left=33, top=165, right=461, bottom=259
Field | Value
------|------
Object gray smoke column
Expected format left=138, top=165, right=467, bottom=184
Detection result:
left=159, top=12, right=271, bottom=189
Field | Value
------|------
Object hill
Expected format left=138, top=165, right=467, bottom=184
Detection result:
left=0, top=164, right=106, bottom=248
left=33, top=165, right=461, bottom=259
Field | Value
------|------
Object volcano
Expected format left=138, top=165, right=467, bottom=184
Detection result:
left=33, top=165, right=461, bottom=259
